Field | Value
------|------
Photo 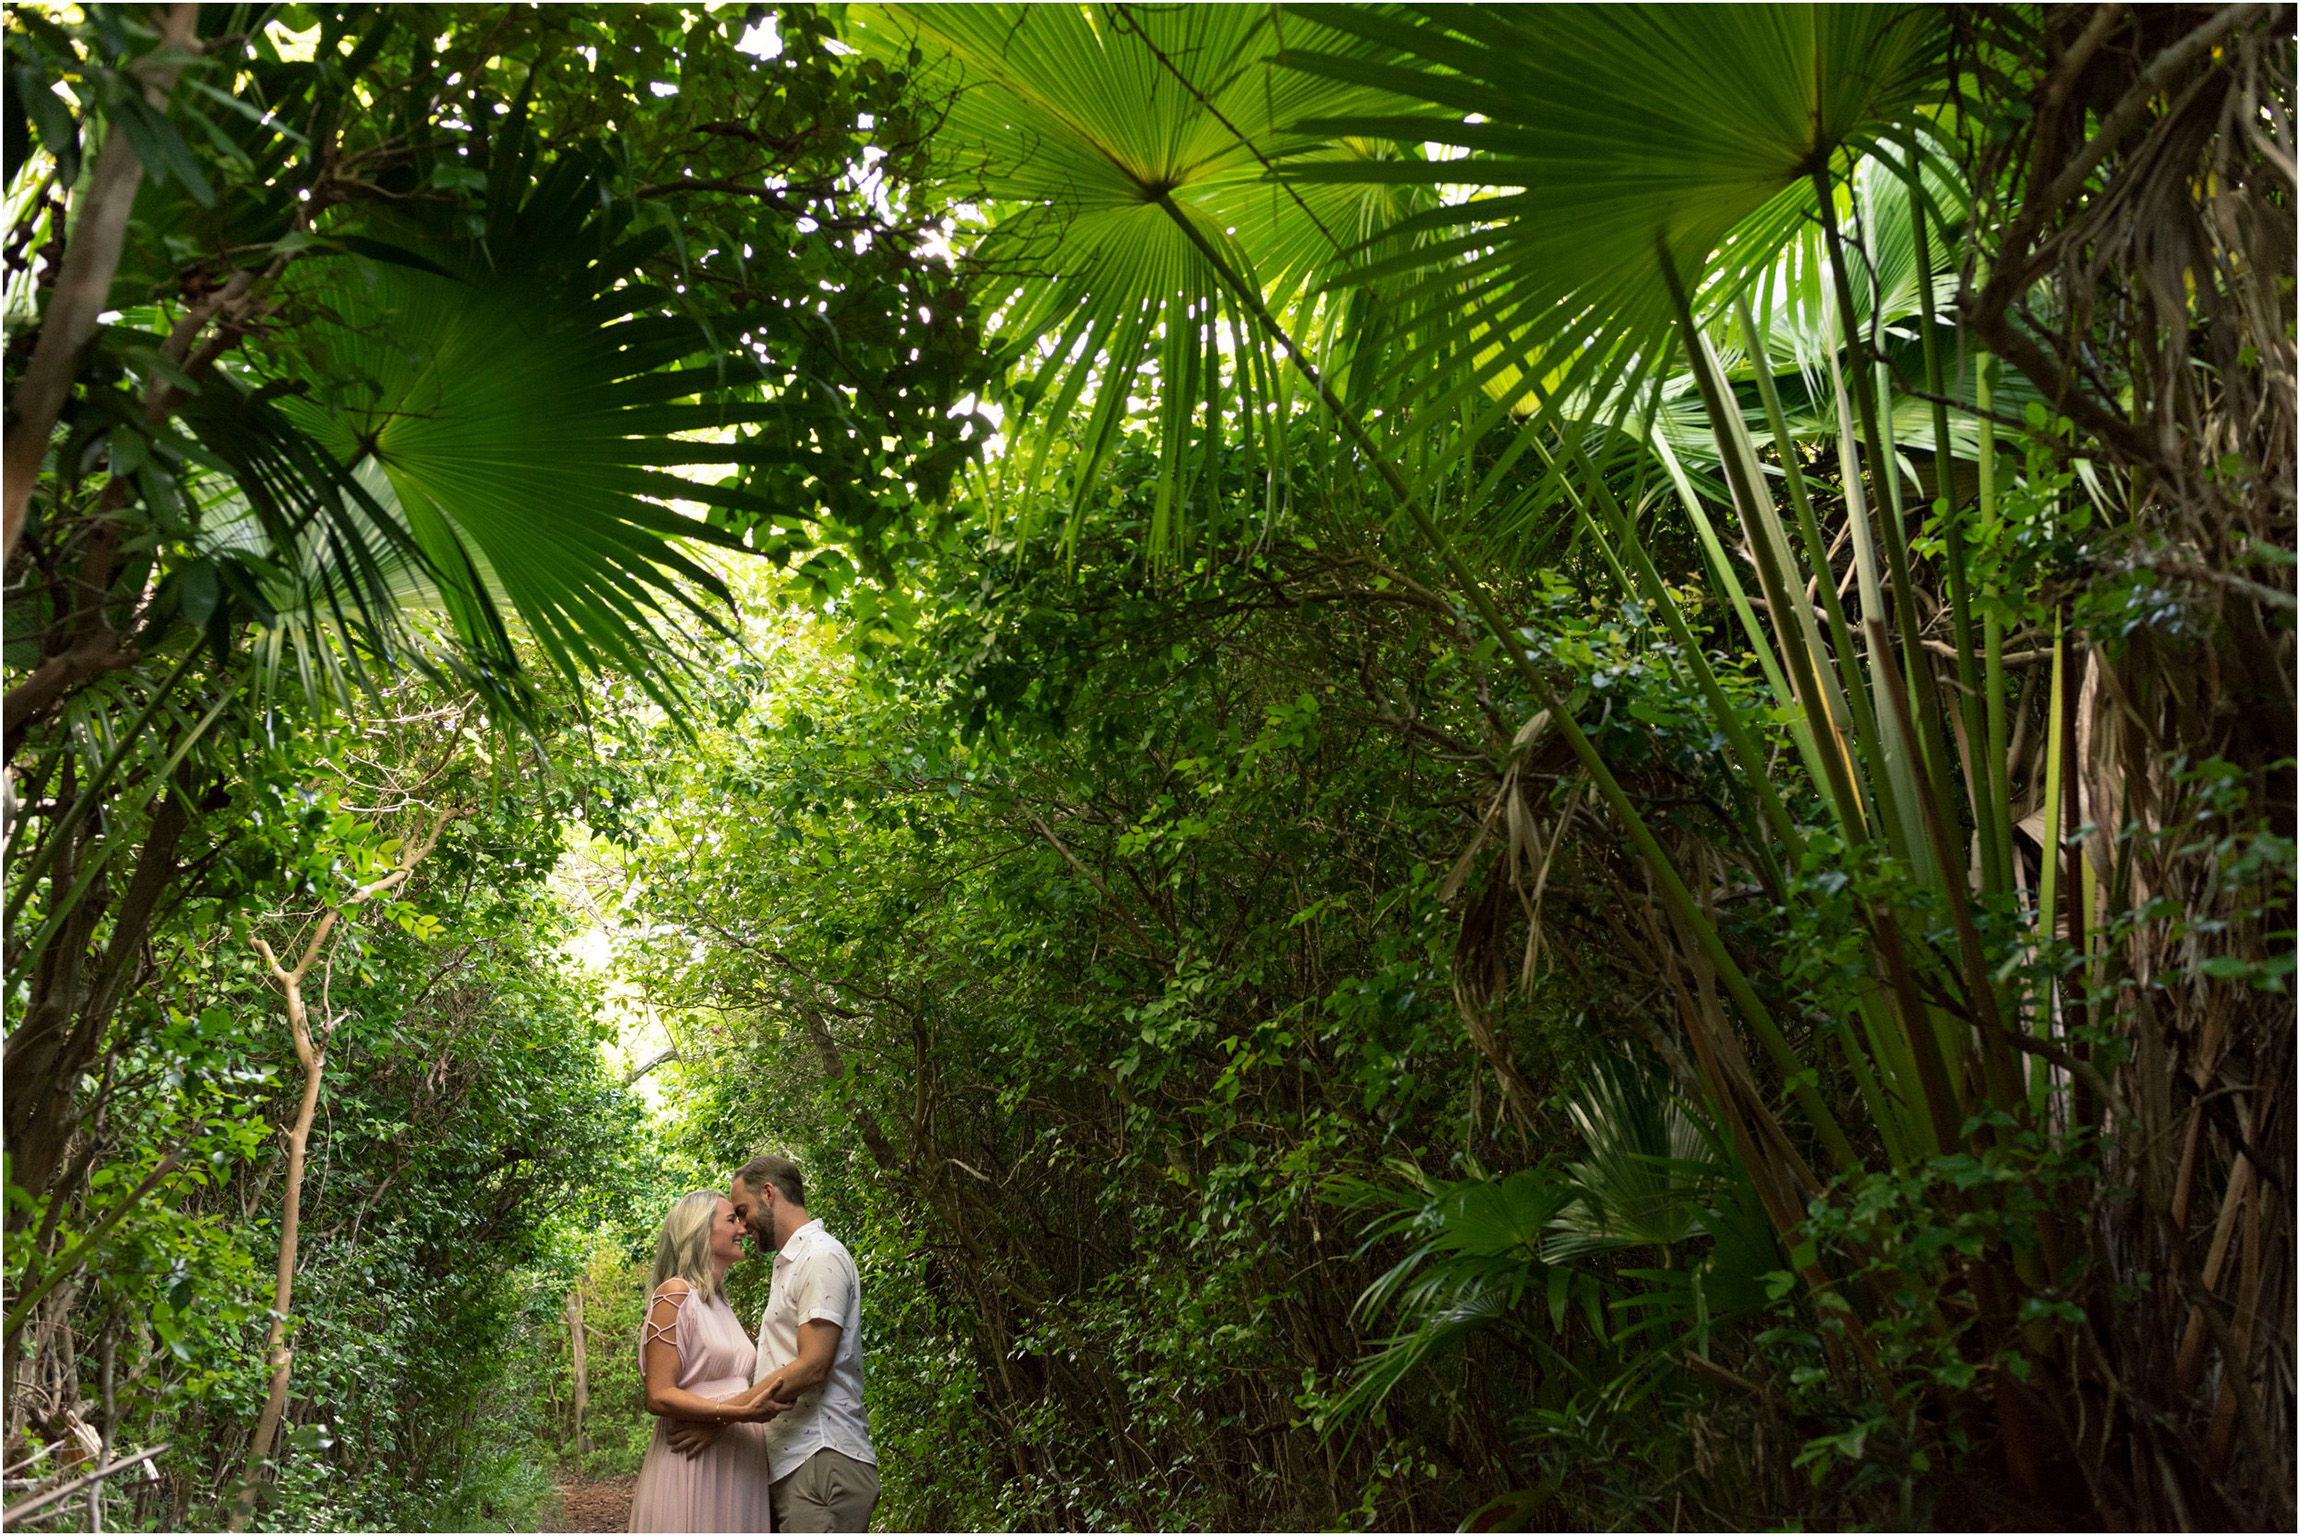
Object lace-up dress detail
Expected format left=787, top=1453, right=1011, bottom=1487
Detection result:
left=629, top=1281, right=774, bottom=1532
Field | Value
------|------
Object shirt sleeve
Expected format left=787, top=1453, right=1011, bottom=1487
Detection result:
left=793, top=1249, right=856, bottom=1329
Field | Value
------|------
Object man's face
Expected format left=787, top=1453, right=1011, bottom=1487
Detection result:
left=729, top=1178, right=774, bottom=1248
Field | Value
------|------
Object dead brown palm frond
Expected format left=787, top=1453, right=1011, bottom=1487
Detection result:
left=1956, top=9, right=2296, bottom=1513
left=1392, top=7, right=2296, bottom=1523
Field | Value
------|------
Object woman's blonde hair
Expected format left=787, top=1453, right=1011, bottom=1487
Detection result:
left=639, top=1189, right=727, bottom=1365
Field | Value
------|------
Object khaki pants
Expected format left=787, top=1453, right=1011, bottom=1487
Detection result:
left=769, top=1448, right=879, bottom=1533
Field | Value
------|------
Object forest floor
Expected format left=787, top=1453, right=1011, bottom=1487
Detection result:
left=540, top=1471, right=637, bottom=1532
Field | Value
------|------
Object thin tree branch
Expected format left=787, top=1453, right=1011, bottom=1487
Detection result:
left=621, top=1046, right=681, bottom=1088
left=1, top=1444, right=169, bottom=1525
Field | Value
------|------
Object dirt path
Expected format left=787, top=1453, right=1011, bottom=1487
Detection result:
left=541, top=1472, right=636, bottom=1532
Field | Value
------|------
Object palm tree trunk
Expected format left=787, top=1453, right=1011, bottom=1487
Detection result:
left=0, top=4, right=197, bottom=559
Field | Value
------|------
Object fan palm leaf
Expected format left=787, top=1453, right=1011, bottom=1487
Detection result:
left=847, top=3, right=1422, bottom=557
left=232, top=153, right=773, bottom=714
left=1324, top=1161, right=1585, bottom=1428
left=1279, top=4, right=1954, bottom=465
left=1546, top=1053, right=1717, bottom=1260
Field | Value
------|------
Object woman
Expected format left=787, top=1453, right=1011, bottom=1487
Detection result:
left=628, top=1190, right=785, bottom=1532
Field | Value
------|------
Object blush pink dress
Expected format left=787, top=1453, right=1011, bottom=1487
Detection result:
left=628, top=1282, right=774, bottom=1532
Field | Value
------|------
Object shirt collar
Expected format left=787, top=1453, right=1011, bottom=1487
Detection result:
left=773, top=1218, right=825, bottom=1263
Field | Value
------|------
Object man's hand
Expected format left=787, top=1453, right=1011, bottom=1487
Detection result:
left=736, top=1388, right=797, bottom=1422
left=665, top=1418, right=725, bottom=1459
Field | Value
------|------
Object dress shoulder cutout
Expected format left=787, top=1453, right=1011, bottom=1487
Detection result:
left=643, top=1278, right=698, bottom=1352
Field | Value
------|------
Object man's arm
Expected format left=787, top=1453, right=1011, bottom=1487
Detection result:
left=738, top=1249, right=853, bottom=1408
left=752, top=1320, right=841, bottom=1404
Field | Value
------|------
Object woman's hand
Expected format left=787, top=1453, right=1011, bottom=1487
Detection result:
left=664, top=1393, right=789, bottom=1456
left=665, top=1419, right=725, bottom=1459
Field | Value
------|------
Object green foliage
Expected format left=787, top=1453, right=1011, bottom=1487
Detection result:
left=847, top=3, right=1418, bottom=558
left=1282, top=5, right=1954, bottom=431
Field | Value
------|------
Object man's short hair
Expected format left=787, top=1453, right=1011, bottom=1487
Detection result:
left=735, top=1153, right=804, bottom=1208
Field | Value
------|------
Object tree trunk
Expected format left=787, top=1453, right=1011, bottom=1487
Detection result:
left=566, top=1290, right=590, bottom=1459
left=89, top=1320, right=115, bottom=1533
left=4, top=787, right=194, bottom=1221
left=1, top=4, right=198, bottom=559
left=226, top=994, right=323, bottom=1531
left=226, top=816, right=450, bottom=1530
left=5, top=776, right=201, bottom=1443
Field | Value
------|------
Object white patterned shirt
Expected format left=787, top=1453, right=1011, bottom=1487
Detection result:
left=752, top=1219, right=875, bottom=1480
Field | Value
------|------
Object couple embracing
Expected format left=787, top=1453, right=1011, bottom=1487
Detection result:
left=629, top=1155, right=878, bottom=1533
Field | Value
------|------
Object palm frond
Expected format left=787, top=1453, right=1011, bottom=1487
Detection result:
left=239, top=151, right=764, bottom=715
left=848, top=3, right=1422, bottom=558
left=1280, top=4, right=1954, bottom=478
left=1545, top=1053, right=1716, bottom=1260
left=1324, top=1161, right=1581, bottom=1430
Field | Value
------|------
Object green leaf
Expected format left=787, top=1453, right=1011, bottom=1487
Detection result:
left=178, top=560, right=220, bottom=629
left=248, top=157, right=760, bottom=715
left=848, top=3, right=1417, bottom=558
left=1281, top=5, right=1953, bottom=457
left=11, top=60, right=79, bottom=184
left=112, top=92, right=213, bottom=206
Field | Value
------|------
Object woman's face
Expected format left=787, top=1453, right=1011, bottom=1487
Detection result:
left=708, top=1197, right=746, bottom=1268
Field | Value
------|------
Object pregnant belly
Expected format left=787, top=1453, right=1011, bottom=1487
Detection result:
left=651, top=1390, right=769, bottom=1461
left=684, top=1375, right=752, bottom=1398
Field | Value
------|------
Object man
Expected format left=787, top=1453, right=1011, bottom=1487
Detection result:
left=729, top=1153, right=878, bottom=1532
